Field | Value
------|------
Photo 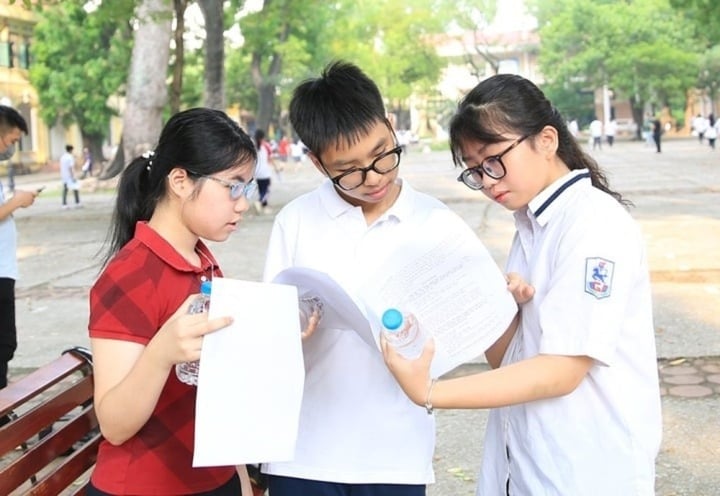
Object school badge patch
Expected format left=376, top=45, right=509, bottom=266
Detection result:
left=585, top=257, right=614, bottom=299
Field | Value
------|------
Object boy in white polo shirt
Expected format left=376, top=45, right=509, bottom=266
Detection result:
left=261, top=61, right=506, bottom=496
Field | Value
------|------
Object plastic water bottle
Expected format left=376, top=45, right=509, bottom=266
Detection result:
left=381, top=308, right=427, bottom=360
left=298, top=295, right=324, bottom=331
left=175, top=281, right=212, bottom=386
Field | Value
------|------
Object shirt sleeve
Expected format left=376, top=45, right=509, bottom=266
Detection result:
left=537, top=202, right=645, bottom=366
left=263, top=214, right=294, bottom=283
left=89, top=257, right=162, bottom=345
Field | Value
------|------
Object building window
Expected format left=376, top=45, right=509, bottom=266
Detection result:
left=18, top=42, right=30, bottom=69
left=0, top=33, right=32, bottom=69
left=0, top=42, right=12, bottom=67
left=17, top=102, right=33, bottom=153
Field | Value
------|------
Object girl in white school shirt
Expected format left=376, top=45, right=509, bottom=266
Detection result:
left=382, top=74, right=662, bottom=496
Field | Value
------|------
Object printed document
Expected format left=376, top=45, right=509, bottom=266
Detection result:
left=274, top=209, right=518, bottom=377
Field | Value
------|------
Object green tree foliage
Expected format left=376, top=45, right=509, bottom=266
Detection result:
left=227, top=0, right=330, bottom=132
left=698, top=45, right=720, bottom=113
left=669, top=0, right=720, bottom=45
left=338, top=0, right=447, bottom=101
left=228, top=0, right=454, bottom=133
left=29, top=1, right=133, bottom=156
left=532, top=0, right=699, bottom=136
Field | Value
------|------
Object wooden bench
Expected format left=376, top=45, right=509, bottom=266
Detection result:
left=0, top=346, right=100, bottom=495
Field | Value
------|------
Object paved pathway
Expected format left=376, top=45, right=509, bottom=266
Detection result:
left=5, top=136, right=720, bottom=495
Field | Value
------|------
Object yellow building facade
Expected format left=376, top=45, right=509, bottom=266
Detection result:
left=0, top=3, right=50, bottom=172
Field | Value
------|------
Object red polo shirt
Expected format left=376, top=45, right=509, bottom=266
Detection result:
left=89, top=222, right=234, bottom=495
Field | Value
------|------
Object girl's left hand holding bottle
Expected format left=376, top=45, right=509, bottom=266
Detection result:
left=147, top=294, right=234, bottom=369
left=381, top=335, right=435, bottom=406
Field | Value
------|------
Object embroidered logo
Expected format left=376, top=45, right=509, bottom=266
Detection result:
left=585, top=257, right=614, bottom=299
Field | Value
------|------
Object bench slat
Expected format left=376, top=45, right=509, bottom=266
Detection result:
left=0, top=353, right=90, bottom=417
left=0, top=405, right=98, bottom=494
left=0, top=375, right=94, bottom=455
left=25, top=433, right=101, bottom=496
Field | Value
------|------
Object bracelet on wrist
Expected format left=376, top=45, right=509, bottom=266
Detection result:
left=424, top=379, right=437, bottom=415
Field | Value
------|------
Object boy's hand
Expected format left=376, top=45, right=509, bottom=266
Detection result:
left=301, top=310, right=320, bottom=340
left=507, top=272, right=534, bottom=304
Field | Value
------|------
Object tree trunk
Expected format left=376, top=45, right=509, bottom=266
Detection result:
left=250, top=7, right=289, bottom=133
left=630, top=96, right=644, bottom=141
left=101, top=136, right=125, bottom=179
left=198, top=0, right=225, bottom=110
left=117, top=0, right=173, bottom=176
left=251, top=49, right=285, bottom=132
left=255, top=83, right=276, bottom=133
left=170, top=0, right=188, bottom=114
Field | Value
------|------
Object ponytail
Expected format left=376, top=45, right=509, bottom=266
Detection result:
left=101, top=155, right=164, bottom=267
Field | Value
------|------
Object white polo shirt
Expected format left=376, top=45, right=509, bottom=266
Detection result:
left=263, top=178, right=477, bottom=484
left=478, top=169, right=662, bottom=495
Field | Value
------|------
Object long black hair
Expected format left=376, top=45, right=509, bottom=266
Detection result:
left=449, top=74, right=628, bottom=205
left=102, top=108, right=256, bottom=266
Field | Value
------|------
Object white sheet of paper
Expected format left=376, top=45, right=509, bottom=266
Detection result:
left=359, top=209, right=518, bottom=377
left=272, top=267, right=377, bottom=349
left=193, top=277, right=305, bottom=466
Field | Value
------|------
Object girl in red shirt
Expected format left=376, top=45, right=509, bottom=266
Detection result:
left=88, top=108, right=258, bottom=495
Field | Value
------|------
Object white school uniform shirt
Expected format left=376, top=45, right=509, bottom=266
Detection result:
left=0, top=181, right=18, bottom=279
left=262, top=178, right=477, bottom=484
left=478, top=169, right=662, bottom=496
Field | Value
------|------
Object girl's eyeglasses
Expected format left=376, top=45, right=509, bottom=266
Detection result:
left=457, top=136, right=527, bottom=190
left=189, top=172, right=258, bottom=200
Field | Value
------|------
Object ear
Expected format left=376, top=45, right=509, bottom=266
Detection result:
left=167, top=167, right=194, bottom=199
left=537, top=125, right=559, bottom=157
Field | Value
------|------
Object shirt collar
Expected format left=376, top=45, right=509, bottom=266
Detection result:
left=523, top=169, right=591, bottom=225
left=318, top=178, right=414, bottom=223
left=134, top=221, right=219, bottom=275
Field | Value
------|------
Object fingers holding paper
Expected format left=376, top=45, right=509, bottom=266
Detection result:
left=300, top=308, right=321, bottom=340
left=506, top=272, right=535, bottom=304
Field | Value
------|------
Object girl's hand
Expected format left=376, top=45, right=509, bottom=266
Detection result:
left=151, top=294, right=233, bottom=368
left=507, top=272, right=535, bottom=304
left=381, top=335, right=435, bottom=406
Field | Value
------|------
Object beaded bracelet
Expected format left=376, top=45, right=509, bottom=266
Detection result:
left=424, top=379, right=437, bottom=415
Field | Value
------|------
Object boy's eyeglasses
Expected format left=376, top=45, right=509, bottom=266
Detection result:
left=321, top=146, right=403, bottom=191
left=190, top=172, right=258, bottom=200
left=457, top=136, right=527, bottom=190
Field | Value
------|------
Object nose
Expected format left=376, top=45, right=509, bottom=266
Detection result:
left=481, top=174, right=500, bottom=191
left=234, top=195, right=250, bottom=213
left=363, top=168, right=383, bottom=187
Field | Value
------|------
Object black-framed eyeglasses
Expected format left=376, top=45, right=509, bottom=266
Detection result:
left=189, top=172, right=258, bottom=200
left=457, top=136, right=528, bottom=190
left=319, top=145, right=403, bottom=191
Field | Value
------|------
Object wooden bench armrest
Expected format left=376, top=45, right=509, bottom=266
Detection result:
left=0, top=346, right=98, bottom=495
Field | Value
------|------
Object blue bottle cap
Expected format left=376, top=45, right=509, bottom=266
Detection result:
left=200, top=280, right=212, bottom=296
left=382, top=308, right=403, bottom=331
